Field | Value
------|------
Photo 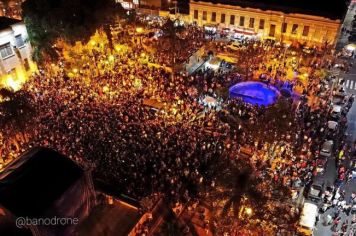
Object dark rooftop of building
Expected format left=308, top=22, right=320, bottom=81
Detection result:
left=75, top=201, right=141, bottom=236
left=192, top=0, right=349, bottom=20
left=0, top=147, right=83, bottom=218
left=0, top=17, right=20, bottom=31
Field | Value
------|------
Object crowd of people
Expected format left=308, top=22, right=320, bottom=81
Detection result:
left=0, top=17, right=355, bottom=234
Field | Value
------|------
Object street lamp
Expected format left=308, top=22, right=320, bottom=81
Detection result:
left=245, top=207, right=253, bottom=216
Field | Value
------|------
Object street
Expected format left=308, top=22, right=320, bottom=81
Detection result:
left=314, top=3, right=356, bottom=236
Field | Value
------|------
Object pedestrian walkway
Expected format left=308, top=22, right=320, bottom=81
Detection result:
left=344, top=79, right=356, bottom=92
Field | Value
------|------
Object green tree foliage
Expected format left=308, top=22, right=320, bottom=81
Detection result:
left=22, top=0, right=125, bottom=63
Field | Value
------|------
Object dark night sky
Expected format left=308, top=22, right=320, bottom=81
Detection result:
left=178, top=0, right=349, bottom=20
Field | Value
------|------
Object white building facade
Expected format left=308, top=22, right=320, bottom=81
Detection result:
left=0, top=17, right=34, bottom=90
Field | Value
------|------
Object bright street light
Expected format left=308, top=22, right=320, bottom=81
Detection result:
left=245, top=207, right=252, bottom=215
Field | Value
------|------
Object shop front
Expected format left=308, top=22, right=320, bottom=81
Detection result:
left=204, top=24, right=218, bottom=35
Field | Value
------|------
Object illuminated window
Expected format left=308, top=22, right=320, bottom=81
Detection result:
left=303, top=26, right=310, bottom=36
left=292, top=24, right=298, bottom=34
left=259, top=19, right=265, bottom=30
left=230, top=15, right=235, bottom=25
left=239, top=16, right=245, bottom=27
left=221, top=14, right=225, bottom=23
left=282, top=23, right=287, bottom=33
left=249, top=18, right=254, bottom=28
left=211, top=12, right=216, bottom=22
left=203, top=11, right=207, bottom=21
left=0, top=43, right=13, bottom=58
left=194, top=10, right=198, bottom=19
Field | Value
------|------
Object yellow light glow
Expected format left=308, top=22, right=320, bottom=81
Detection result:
left=141, top=53, right=146, bottom=57
left=103, top=85, right=109, bottom=93
left=1, top=67, right=29, bottom=91
left=73, top=68, right=78, bottom=73
left=90, top=40, right=96, bottom=46
left=303, top=73, right=309, bottom=77
left=346, top=45, right=356, bottom=51
left=3, top=76, right=21, bottom=91
left=109, top=55, right=115, bottom=61
left=136, top=27, right=143, bottom=33
left=245, top=207, right=252, bottom=215
left=115, top=45, right=122, bottom=52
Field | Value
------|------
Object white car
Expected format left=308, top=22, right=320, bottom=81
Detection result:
left=327, top=121, right=338, bottom=131
left=331, top=105, right=342, bottom=120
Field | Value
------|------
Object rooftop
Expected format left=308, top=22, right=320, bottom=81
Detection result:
left=192, top=0, right=349, bottom=20
left=0, top=17, right=20, bottom=31
left=0, top=147, right=83, bottom=218
left=75, top=200, right=141, bottom=236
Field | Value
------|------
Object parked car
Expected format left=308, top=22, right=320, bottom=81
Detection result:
left=327, top=121, right=338, bottom=131
left=330, top=105, right=342, bottom=120
left=320, top=140, right=334, bottom=157
left=333, top=94, right=347, bottom=106
left=308, top=184, right=324, bottom=202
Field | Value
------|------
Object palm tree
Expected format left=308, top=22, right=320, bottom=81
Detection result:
left=161, top=18, right=185, bottom=67
left=0, top=88, right=36, bottom=141
left=219, top=166, right=266, bottom=218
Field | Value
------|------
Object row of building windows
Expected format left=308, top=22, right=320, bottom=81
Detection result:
left=193, top=10, right=310, bottom=37
left=0, top=34, right=25, bottom=59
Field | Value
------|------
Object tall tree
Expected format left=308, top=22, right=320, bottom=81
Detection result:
left=160, top=18, right=185, bottom=66
left=219, top=166, right=267, bottom=218
left=22, top=0, right=125, bottom=63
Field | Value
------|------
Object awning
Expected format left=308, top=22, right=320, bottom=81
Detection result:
left=233, top=29, right=256, bottom=36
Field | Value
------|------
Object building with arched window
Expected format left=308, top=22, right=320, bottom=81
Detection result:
left=189, top=0, right=348, bottom=47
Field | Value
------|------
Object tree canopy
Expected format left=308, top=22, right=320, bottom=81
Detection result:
left=22, top=0, right=124, bottom=62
